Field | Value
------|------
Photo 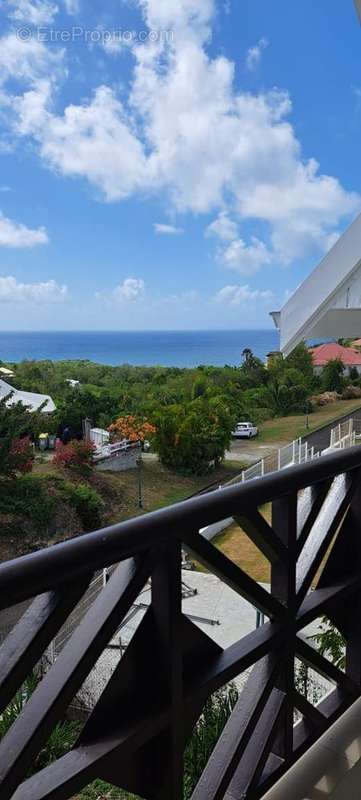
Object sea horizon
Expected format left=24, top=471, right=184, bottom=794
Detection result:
left=0, top=329, right=280, bottom=368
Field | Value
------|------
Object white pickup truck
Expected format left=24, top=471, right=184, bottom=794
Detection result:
left=232, top=421, right=258, bottom=439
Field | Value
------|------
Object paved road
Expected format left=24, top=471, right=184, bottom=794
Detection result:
left=302, top=404, right=361, bottom=452
left=225, top=404, right=361, bottom=468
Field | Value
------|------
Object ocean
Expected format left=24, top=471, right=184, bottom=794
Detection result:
left=0, top=330, right=280, bottom=368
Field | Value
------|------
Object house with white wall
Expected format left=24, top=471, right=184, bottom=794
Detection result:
left=0, top=379, right=56, bottom=413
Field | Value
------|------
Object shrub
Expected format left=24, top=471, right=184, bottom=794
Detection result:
left=184, top=685, right=238, bottom=798
left=0, top=672, right=81, bottom=772
left=312, top=618, right=345, bottom=670
left=0, top=474, right=55, bottom=528
left=63, top=482, right=103, bottom=530
left=341, top=384, right=361, bottom=399
left=9, top=437, right=33, bottom=474
left=0, top=435, right=33, bottom=478
left=54, top=440, right=95, bottom=476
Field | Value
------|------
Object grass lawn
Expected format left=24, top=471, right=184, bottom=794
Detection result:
left=210, top=503, right=335, bottom=585
left=205, top=506, right=271, bottom=583
left=257, top=398, right=361, bottom=444
left=101, top=460, right=243, bottom=525
left=32, top=458, right=244, bottom=529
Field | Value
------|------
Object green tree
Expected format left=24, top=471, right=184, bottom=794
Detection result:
left=240, top=349, right=268, bottom=388
left=322, top=358, right=345, bottom=393
left=285, top=342, right=315, bottom=389
left=154, top=397, right=234, bottom=475
left=0, top=395, right=44, bottom=478
left=258, top=372, right=308, bottom=416
left=54, top=388, right=119, bottom=436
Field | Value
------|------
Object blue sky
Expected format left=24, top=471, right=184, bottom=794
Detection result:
left=0, top=0, right=360, bottom=330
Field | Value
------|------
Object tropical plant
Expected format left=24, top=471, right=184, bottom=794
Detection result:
left=312, top=618, right=345, bottom=670
left=321, top=358, right=345, bottom=393
left=183, top=685, right=239, bottom=798
left=284, top=342, right=315, bottom=388
left=154, top=396, right=234, bottom=475
left=53, top=439, right=95, bottom=476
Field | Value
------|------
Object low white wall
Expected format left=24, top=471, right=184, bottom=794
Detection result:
left=95, top=448, right=138, bottom=472
left=200, top=517, right=234, bottom=541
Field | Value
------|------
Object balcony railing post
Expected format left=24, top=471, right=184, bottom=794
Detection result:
left=270, top=492, right=297, bottom=763
left=344, top=479, right=361, bottom=686
left=151, top=539, right=183, bottom=798
left=3, top=449, right=361, bottom=800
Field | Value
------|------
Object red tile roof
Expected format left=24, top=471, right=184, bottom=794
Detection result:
left=311, top=343, right=361, bottom=367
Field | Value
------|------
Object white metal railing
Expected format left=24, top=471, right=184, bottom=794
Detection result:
left=326, top=418, right=361, bottom=453
left=239, top=418, right=361, bottom=486
left=240, top=437, right=318, bottom=485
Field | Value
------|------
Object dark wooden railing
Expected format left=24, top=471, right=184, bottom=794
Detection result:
left=1, top=447, right=361, bottom=799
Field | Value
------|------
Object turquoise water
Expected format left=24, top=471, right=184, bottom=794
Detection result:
left=0, top=329, right=279, bottom=368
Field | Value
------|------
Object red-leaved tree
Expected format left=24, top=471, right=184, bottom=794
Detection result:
left=53, top=440, right=95, bottom=476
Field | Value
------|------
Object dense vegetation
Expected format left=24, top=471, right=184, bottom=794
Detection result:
left=0, top=347, right=351, bottom=800
left=3, top=344, right=316, bottom=427
left=1, top=343, right=325, bottom=474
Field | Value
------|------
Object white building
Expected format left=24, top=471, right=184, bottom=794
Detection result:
left=0, top=379, right=56, bottom=413
left=270, top=1, right=361, bottom=357
left=271, top=211, right=361, bottom=355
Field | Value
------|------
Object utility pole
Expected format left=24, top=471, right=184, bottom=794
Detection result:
left=305, top=400, right=310, bottom=430
left=137, top=444, right=144, bottom=508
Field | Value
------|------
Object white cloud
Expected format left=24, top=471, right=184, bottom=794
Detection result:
left=0, top=276, right=67, bottom=303
left=112, top=277, right=145, bottom=302
left=0, top=212, right=48, bottom=247
left=15, top=85, right=147, bottom=200
left=6, top=0, right=58, bottom=25
left=0, top=33, right=64, bottom=88
left=245, top=37, right=268, bottom=72
left=220, top=237, right=273, bottom=275
left=215, top=283, right=273, bottom=305
left=6, top=0, right=360, bottom=272
left=101, top=36, right=127, bottom=57
left=205, top=212, right=238, bottom=241
left=63, top=0, right=79, bottom=13
left=154, top=223, right=184, bottom=235
left=163, top=289, right=198, bottom=304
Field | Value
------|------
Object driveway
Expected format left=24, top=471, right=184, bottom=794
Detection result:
left=225, top=438, right=286, bottom=466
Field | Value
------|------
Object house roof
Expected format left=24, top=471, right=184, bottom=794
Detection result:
left=311, top=343, right=361, bottom=367
left=0, top=379, right=56, bottom=413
